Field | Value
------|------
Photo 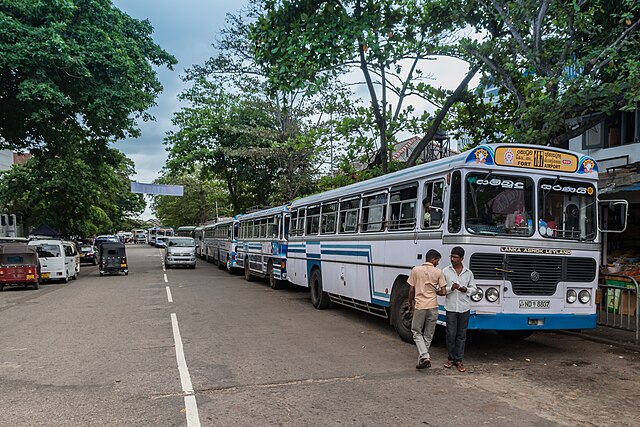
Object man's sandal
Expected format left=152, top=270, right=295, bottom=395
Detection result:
left=456, top=362, right=466, bottom=372
left=443, top=360, right=454, bottom=369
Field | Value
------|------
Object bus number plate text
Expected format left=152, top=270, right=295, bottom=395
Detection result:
left=519, top=300, right=550, bottom=309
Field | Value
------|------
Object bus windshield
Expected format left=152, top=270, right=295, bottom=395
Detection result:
left=465, top=173, right=534, bottom=236
left=538, top=179, right=596, bottom=241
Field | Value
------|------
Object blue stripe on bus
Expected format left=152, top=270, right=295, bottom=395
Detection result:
left=308, top=253, right=321, bottom=259
left=287, top=248, right=305, bottom=254
left=467, top=313, right=596, bottom=330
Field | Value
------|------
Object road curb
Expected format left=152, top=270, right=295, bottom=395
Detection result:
left=559, top=330, right=640, bottom=353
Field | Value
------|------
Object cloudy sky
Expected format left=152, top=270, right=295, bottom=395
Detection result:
left=110, top=1, right=474, bottom=219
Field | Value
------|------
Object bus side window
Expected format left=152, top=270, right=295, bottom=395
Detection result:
left=389, top=183, right=418, bottom=230
left=448, top=171, right=462, bottom=233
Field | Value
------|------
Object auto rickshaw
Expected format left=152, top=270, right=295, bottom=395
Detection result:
left=98, top=242, right=128, bottom=276
left=0, top=243, right=40, bottom=291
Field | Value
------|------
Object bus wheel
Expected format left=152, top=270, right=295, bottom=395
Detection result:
left=218, top=252, right=225, bottom=270
left=390, top=279, right=414, bottom=343
left=226, top=257, right=232, bottom=272
left=33, top=281, right=39, bottom=290
left=497, top=330, right=534, bottom=341
left=244, top=258, right=254, bottom=282
left=310, top=269, right=330, bottom=309
left=268, top=260, right=283, bottom=290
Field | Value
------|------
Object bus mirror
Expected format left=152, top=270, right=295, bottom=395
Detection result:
left=598, top=199, right=628, bottom=233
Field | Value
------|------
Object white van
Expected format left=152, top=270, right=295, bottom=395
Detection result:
left=63, top=241, right=80, bottom=278
left=28, top=239, right=77, bottom=283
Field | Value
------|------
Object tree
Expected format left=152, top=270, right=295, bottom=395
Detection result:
left=0, top=142, right=144, bottom=237
left=251, top=0, right=474, bottom=172
left=165, top=80, right=281, bottom=213
left=0, top=0, right=177, bottom=150
left=168, top=5, right=348, bottom=208
left=450, top=0, right=640, bottom=148
left=150, top=171, right=231, bottom=227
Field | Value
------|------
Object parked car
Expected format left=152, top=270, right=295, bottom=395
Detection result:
left=164, top=237, right=197, bottom=269
left=79, top=244, right=99, bottom=265
left=0, top=243, right=40, bottom=291
left=28, top=239, right=77, bottom=283
left=98, top=242, right=128, bottom=276
left=155, top=236, right=167, bottom=248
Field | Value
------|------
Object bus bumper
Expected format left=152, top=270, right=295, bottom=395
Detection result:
left=463, top=313, right=597, bottom=331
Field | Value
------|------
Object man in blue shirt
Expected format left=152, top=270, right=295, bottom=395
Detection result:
left=442, top=246, right=477, bottom=372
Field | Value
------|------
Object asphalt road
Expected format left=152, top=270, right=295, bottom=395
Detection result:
left=0, top=245, right=638, bottom=426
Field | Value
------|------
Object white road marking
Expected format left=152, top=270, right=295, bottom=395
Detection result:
left=184, top=395, right=201, bottom=426
left=171, top=313, right=200, bottom=426
left=166, top=286, right=173, bottom=303
left=164, top=273, right=168, bottom=283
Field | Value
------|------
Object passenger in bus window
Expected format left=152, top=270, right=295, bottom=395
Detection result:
left=442, top=246, right=477, bottom=373
left=407, top=249, right=446, bottom=369
left=422, top=199, right=432, bottom=228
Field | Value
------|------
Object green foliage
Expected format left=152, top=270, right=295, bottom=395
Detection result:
left=150, top=171, right=230, bottom=228
left=0, top=0, right=177, bottom=150
left=166, top=5, right=349, bottom=213
left=251, top=0, right=464, bottom=172
left=0, top=143, right=144, bottom=237
left=450, top=0, right=640, bottom=147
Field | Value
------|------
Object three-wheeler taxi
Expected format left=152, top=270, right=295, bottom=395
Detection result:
left=0, top=243, right=40, bottom=291
left=98, top=242, right=128, bottom=276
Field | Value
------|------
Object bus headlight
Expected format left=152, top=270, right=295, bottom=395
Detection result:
left=578, top=290, right=591, bottom=304
left=566, top=289, right=577, bottom=303
left=485, top=287, right=499, bottom=302
left=471, top=288, right=483, bottom=302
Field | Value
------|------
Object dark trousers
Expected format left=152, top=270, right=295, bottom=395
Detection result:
left=446, top=310, right=470, bottom=362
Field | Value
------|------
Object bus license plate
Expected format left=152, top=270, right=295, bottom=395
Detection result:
left=42, top=273, right=50, bottom=279
left=519, top=300, right=550, bottom=309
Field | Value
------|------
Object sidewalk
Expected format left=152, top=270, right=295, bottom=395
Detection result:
left=562, top=325, right=640, bottom=352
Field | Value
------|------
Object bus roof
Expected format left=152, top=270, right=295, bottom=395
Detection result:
left=237, top=205, right=290, bottom=221
left=290, top=144, right=598, bottom=208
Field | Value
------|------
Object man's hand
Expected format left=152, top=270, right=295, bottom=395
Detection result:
left=452, top=282, right=460, bottom=290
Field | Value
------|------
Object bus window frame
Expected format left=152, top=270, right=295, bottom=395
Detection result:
left=361, top=191, right=388, bottom=233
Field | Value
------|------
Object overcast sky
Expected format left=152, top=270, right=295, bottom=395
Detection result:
left=110, top=1, right=474, bottom=220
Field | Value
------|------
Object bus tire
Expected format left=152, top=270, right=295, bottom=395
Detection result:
left=244, top=258, right=254, bottom=282
left=268, top=260, right=284, bottom=290
left=497, top=330, right=534, bottom=341
left=310, top=268, right=330, bottom=309
left=33, top=281, right=39, bottom=290
left=390, top=278, right=414, bottom=343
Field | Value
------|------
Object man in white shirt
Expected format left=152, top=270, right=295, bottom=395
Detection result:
left=442, top=246, right=477, bottom=372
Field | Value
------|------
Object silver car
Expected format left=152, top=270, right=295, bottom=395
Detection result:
left=164, top=237, right=196, bottom=269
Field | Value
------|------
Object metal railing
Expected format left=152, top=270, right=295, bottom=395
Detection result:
left=597, top=273, right=639, bottom=344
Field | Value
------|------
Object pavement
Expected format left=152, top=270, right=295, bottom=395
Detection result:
left=564, top=324, right=640, bottom=352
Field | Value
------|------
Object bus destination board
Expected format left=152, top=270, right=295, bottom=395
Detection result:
left=494, top=147, right=578, bottom=172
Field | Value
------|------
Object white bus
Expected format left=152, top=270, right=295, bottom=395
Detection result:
left=236, top=205, right=290, bottom=289
left=203, top=218, right=239, bottom=271
left=285, top=144, right=627, bottom=342
left=176, top=225, right=197, bottom=237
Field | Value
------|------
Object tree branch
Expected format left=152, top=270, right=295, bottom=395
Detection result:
left=406, top=63, right=481, bottom=167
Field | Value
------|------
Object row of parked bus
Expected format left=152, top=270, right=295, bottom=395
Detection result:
left=177, top=144, right=628, bottom=342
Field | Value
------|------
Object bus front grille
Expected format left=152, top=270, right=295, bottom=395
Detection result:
left=469, top=253, right=597, bottom=297
left=506, top=255, right=562, bottom=296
